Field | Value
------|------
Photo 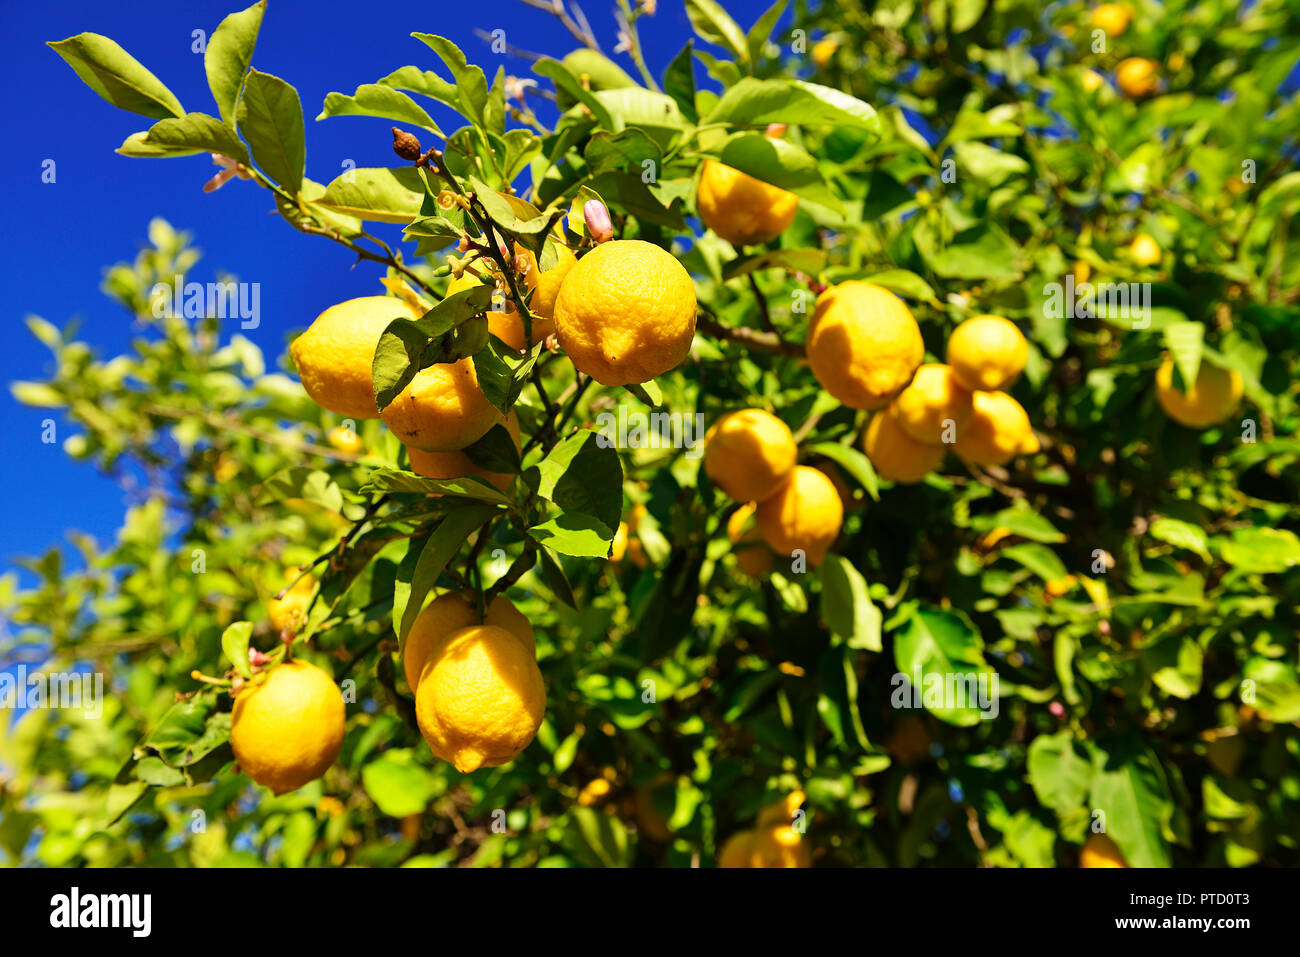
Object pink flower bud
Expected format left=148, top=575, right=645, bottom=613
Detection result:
left=584, top=200, right=614, bottom=243
left=1049, top=701, right=1066, bottom=719
left=248, top=649, right=270, bottom=666
left=765, top=123, right=788, bottom=139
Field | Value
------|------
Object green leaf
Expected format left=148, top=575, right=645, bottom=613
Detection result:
left=593, top=89, right=690, bottom=135
left=589, top=170, right=686, bottom=229
left=1163, top=321, right=1204, bottom=390
left=1217, top=527, right=1300, bottom=573
left=116, top=131, right=201, bottom=158
left=537, top=547, right=577, bottom=609
left=360, top=468, right=512, bottom=506
left=662, top=41, right=698, bottom=124
left=565, top=806, right=632, bottom=868
left=1243, top=658, right=1300, bottom=723
left=204, top=1, right=264, bottom=124
left=411, top=33, right=488, bottom=125
left=971, top=505, right=1065, bottom=544
left=362, top=749, right=439, bottom=817
left=892, top=608, right=996, bottom=726
left=684, top=0, right=750, bottom=61
left=925, top=224, right=1023, bottom=280
left=319, top=84, right=443, bottom=135
left=1001, top=543, right=1069, bottom=583
left=722, top=248, right=828, bottom=281
left=704, top=78, right=879, bottom=131
left=584, top=129, right=663, bottom=177
left=711, top=133, right=842, bottom=213
left=318, top=167, right=427, bottom=223
left=529, top=514, right=616, bottom=558
left=221, top=622, right=253, bottom=679
left=473, top=339, right=530, bottom=415
left=952, top=140, right=1028, bottom=186
left=144, top=112, right=249, bottom=165
left=237, top=69, right=305, bottom=192
left=857, top=269, right=938, bottom=304
left=1088, top=746, right=1172, bottom=868
left=1027, top=732, right=1092, bottom=815
left=806, top=441, right=879, bottom=501
left=820, top=555, right=882, bottom=651
left=462, top=423, right=521, bottom=475
left=624, top=379, right=663, bottom=408
left=533, top=58, right=614, bottom=130
left=745, top=0, right=790, bottom=68
left=533, top=429, right=623, bottom=534
left=1144, top=634, right=1203, bottom=699
left=48, top=33, right=184, bottom=120
left=1148, top=518, right=1211, bottom=562
left=398, top=506, right=496, bottom=641
left=371, top=285, right=493, bottom=410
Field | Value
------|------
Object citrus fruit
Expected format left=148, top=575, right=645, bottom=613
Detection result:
left=269, top=567, right=315, bottom=634
left=328, top=424, right=364, bottom=456
left=946, top=315, right=1029, bottom=392
left=1080, top=833, right=1127, bottom=868
left=379, top=359, right=501, bottom=452
left=811, top=37, right=839, bottom=68
left=805, top=282, right=924, bottom=410
left=890, top=363, right=974, bottom=445
left=862, top=409, right=946, bottom=484
left=755, top=465, right=843, bottom=566
left=1155, top=356, right=1242, bottom=428
left=952, top=391, right=1040, bottom=466
left=290, top=296, right=423, bottom=419
left=726, top=502, right=774, bottom=578
left=696, top=159, right=799, bottom=247
left=553, top=240, right=697, bottom=385
left=231, top=660, right=345, bottom=795
left=414, top=624, right=546, bottom=773
left=406, top=411, right=520, bottom=492
left=1081, top=69, right=1105, bottom=93
left=1116, top=58, right=1159, bottom=97
left=718, top=826, right=809, bottom=867
left=1090, top=3, right=1132, bottom=35
left=402, top=591, right=535, bottom=692
left=703, top=409, right=798, bottom=502
left=1129, top=233, right=1162, bottom=267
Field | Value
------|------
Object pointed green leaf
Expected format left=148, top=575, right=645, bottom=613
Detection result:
left=205, top=1, right=265, bottom=124
left=237, top=69, right=305, bottom=192
left=48, top=33, right=184, bottom=120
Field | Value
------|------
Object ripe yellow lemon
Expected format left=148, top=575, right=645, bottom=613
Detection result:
left=726, top=502, right=774, bottom=578
left=718, top=826, right=810, bottom=868
left=1081, top=69, right=1105, bottom=93
left=696, top=159, right=799, bottom=247
left=380, top=359, right=501, bottom=452
left=755, top=465, right=843, bottom=566
left=890, top=363, right=974, bottom=445
left=231, top=660, right=345, bottom=795
left=1116, top=57, right=1160, bottom=97
left=862, top=408, right=946, bottom=484
left=291, top=296, right=424, bottom=419
left=406, top=411, right=520, bottom=492
left=953, top=391, right=1040, bottom=466
left=269, top=567, right=315, bottom=634
left=1080, top=833, right=1127, bottom=868
left=402, top=591, right=535, bottom=692
left=414, top=624, right=546, bottom=773
left=519, top=242, right=576, bottom=321
left=1129, top=233, right=1162, bottom=267
left=1155, top=356, right=1242, bottom=428
left=805, top=282, right=924, bottom=410
left=327, top=424, right=364, bottom=456
left=947, top=315, right=1028, bottom=393
left=811, top=37, right=839, bottom=68
left=1090, top=3, right=1132, bottom=36
left=553, top=240, right=697, bottom=386
left=704, top=409, right=798, bottom=502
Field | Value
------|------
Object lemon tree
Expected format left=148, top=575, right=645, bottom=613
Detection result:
left=4, top=0, right=1299, bottom=869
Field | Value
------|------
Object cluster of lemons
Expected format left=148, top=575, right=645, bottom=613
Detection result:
left=1081, top=4, right=1160, bottom=99
left=718, top=792, right=811, bottom=868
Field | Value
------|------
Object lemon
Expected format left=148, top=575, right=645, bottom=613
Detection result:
left=553, top=240, right=697, bottom=386
left=1080, top=833, right=1127, bottom=868
left=290, top=296, right=423, bottom=419
left=696, top=159, right=799, bottom=247
left=407, top=411, right=520, bottom=492
left=610, top=521, right=629, bottom=562
left=1155, top=356, right=1242, bottom=428
left=328, top=424, right=364, bottom=456
left=890, top=363, right=973, bottom=445
left=1090, top=3, right=1132, bottom=35
left=268, top=567, right=315, bottom=634
left=704, top=409, right=798, bottom=503
left=952, top=391, right=1040, bottom=466
left=946, top=315, right=1029, bottom=392
left=1081, top=69, right=1105, bottom=93
left=726, top=502, right=774, bottom=578
left=811, top=37, right=839, bottom=68
left=231, top=660, right=345, bottom=795
left=805, top=282, right=924, bottom=410
left=414, top=624, right=546, bottom=773
left=755, top=465, right=843, bottom=566
left=1129, top=233, right=1162, bottom=267
left=380, top=359, right=502, bottom=452
left=718, top=826, right=810, bottom=868
left=1116, top=57, right=1159, bottom=97
left=402, top=591, right=535, bottom=692
left=862, top=408, right=946, bottom=484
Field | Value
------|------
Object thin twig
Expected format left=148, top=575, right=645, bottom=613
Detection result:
left=696, top=312, right=803, bottom=356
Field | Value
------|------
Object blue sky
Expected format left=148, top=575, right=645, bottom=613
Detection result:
left=0, top=0, right=786, bottom=583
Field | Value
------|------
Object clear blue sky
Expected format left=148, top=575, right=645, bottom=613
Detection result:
left=0, top=0, right=787, bottom=583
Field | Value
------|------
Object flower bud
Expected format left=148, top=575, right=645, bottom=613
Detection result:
left=765, top=123, right=788, bottom=138
left=584, top=200, right=614, bottom=243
